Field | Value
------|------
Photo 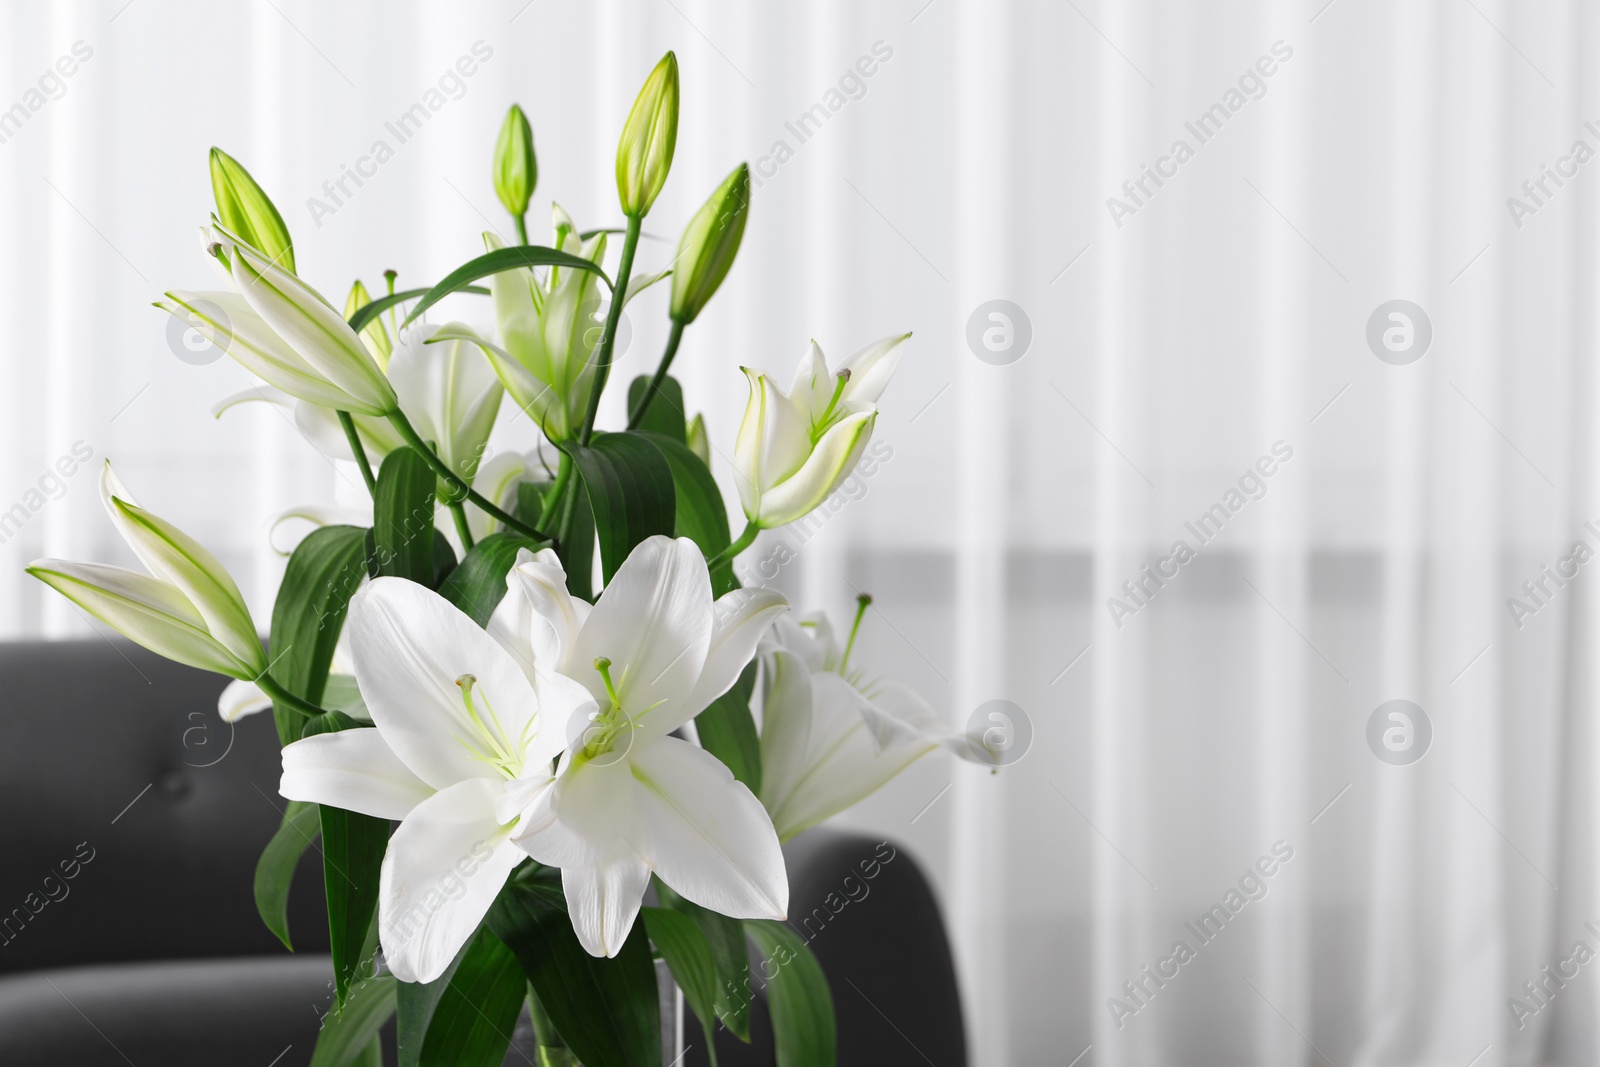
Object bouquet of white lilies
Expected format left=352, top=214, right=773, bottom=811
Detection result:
left=28, top=53, right=979, bottom=1067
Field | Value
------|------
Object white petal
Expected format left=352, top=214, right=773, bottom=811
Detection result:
left=787, top=340, right=834, bottom=424
left=348, top=577, right=552, bottom=789
left=754, top=411, right=874, bottom=528
left=674, top=587, right=787, bottom=738
left=512, top=754, right=637, bottom=869
left=754, top=651, right=816, bottom=827
left=732, top=370, right=812, bottom=519
left=490, top=547, right=590, bottom=677
left=280, top=728, right=435, bottom=820
left=630, top=736, right=788, bottom=920
left=378, top=778, right=525, bottom=983
left=860, top=679, right=943, bottom=752
left=570, top=536, right=712, bottom=737
left=391, top=323, right=504, bottom=483
left=561, top=855, right=651, bottom=958
left=836, top=333, right=909, bottom=406
left=218, top=679, right=272, bottom=722
left=210, top=384, right=293, bottom=419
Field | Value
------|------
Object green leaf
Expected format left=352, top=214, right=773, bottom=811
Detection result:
left=638, top=431, right=734, bottom=596
left=743, top=920, right=836, bottom=1067
left=693, top=660, right=761, bottom=794
left=253, top=799, right=321, bottom=951
left=346, top=284, right=490, bottom=334
left=557, top=472, right=596, bottom=602
left=655, top=882, right=751, bottom=1042
left=373, top=446, right=437, bottom=582
left=437, top=532, right=540, bottom=626
left=309, top=712, right=390, bottom=1013
left=487, top=867, right=661, bottom=1067
left=431, top=530, right=457, bottom=590
left=626, top=375, right=687, bottom=442
left=642, top=907, right=721, bottom=1066
left=397, top=927, right=524, bottom=1067
left=571, top=432, right=675, bottom=584
left=309, top=973, right=398, bottom=1067
left=268, top=524, right=370, bottom=746
left=403, top=246, right=612, bottom=326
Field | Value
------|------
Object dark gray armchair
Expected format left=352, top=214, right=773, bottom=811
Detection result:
left=0, top=639, right=965, bottom=1065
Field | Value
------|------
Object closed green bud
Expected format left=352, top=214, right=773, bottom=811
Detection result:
left=344, top=279, right=393, bottom=368
left=493, top=104, right=537, bottom=221
left=616, top=52, right=679, bottom=219
left=670, top=163, right=749, bottom=324
left=686, top=413, right=710, bottom=465
left=209, top=147, right=295, bottom=274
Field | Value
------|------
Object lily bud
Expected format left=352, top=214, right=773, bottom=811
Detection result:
left=670, top=163, right=750, bottom=325
left=213, top=224, right=397, bottom=416
left=493, top=104, right=537, bottom=220
left=344, top=279, right=393, bottom=369
left=616, top=52, right=679, bottom=219
left=686, top=413, right=710, bottom=465
left=27, top=463, right=266, bottom=680
left=209, top=148, right=295, bottom=275
left=733, top=336, right=908, bottom=528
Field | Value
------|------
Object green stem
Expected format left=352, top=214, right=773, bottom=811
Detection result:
left=839, top=592, right=872, bottom=673
left=626, top=319, right=685, bottom=430
left=254, top=670, right=329, bottom=719
left=386, top=409, right=556, bottom=546
left=578, top=215, right=643, bottom=446
left=514, top=214, right=529, bottom=245
left=448, top=500, right=475, bottom=550
left=707, top=520, right=759, bottom=570
left=337, top=411, right=376, bottom=494
left=537, top=452, right=573, bottom=530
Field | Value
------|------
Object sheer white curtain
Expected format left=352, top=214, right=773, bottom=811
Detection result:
left=2, top=1, right=1597, bottom=1064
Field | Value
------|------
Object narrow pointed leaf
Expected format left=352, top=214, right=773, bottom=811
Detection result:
left=627, top=375, right=687, bottom=442
left=438, top=532, right=541, bottom=626
left=487, top=867, right=661, bottom=1067
left=571, top=431, right=675, bottom=584
left=638, top=430, right=734, bottom=596
left=402, top=246, right=611, bottom=327
left=642, top=906, right=721, bottom=1065
left=346, top=285, right=490, bottom=335
left=398, top=927, right=524, bottom=1067
left=308, top=973, right=398, bottom=1067
left=693, top=660, right=761, bottom=794
left=268, top=524, right=370, bottom=746
left=253, top=799, right=322, bottom=951
left=655, top=882, right=752, bottom=1041
left=373, top=446, right=437, bottom=583
left=744, top=920, right=835, bottom=1067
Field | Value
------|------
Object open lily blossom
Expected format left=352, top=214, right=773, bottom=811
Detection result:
left=280, top=577, right=595, bottom=982
left=493, top=537, right=790, bottom=956
left=734, top=334, right=908, bottom=531
left=757, top=605, right=974, bottom=842
left=28, top=463, right=266, bottom=681
left=27, top=54, right=946, bottom=1062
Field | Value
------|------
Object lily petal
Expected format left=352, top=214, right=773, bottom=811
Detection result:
left=378, top=778, right=525, bottom=983
left=218, top=678, right=272, bottom=722
left=751, top=410, right=874, bottom=528
left=491, top=547, right=592, bottom=678
left=280, top=727, right=434, bottom=820
left=836, top=333, right=910, bottom=407
left=561, top=855, right=651, bottom=959
left=673, top=587, right=787, bottom=740
left=630, top=736, right=788, bottom=920
left=569, top=536, right=712, bottom=736
left=348, top=577, right=552, bottom=790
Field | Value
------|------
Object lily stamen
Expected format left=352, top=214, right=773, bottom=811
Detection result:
left=811, top=369, right=852, bottom=443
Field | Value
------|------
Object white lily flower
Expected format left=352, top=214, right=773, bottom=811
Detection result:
left=493, top=536, right=790, bottom=957
left=28, top=463, right=266, bottom=680
left=278, top=577, right=596, bottom=983
left=756, top=602, right=976, bottom=842
left=158, top=225, right=397, bottom=417
left=392, top=323, right=504, bottom=489
left=466, top=205, right=608, bottom=443
left=733, top=335, right=908, bottom=529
